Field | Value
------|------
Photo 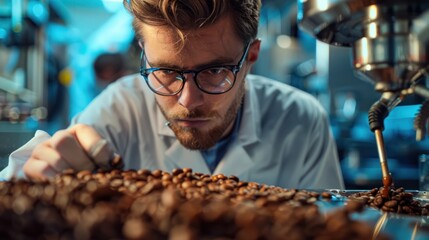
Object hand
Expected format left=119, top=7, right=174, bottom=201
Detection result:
left=23, top=124, right=113, bottom=180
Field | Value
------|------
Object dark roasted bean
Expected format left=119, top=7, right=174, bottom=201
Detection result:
left=384, top=200, right=398, bottom=208
left=321, top=192, right=332, bottom=199
left=373, top=196, right=384, bottom=207
left=151, top=169, right=163, bottom=178
left=172, top=168, right=183, bottom=176
left=137, top=169, right=151, bottom=176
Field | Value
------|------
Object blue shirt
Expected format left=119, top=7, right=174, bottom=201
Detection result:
left=201, top=106, right=243, bottom=173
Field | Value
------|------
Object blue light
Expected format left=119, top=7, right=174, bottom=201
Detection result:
left=0, top=28, right=6, bottom=39
left=102, top=0, right=123, bottom=13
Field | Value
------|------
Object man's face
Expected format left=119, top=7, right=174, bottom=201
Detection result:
left=140, top=16, right=259, bottom=150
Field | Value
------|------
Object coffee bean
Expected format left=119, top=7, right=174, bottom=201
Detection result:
left=384, top=200, right=398, bottom=208
left=321, top=192, right=332, bottom=199
left=373, top=196, right=384, bottom=207
left=77, top=170, right=92, bottom=180
left=228, top=175, right=239, bottom=182
left=110, top=179, right=123, bottom=188
left=137, top=169, right=151, bottom=176
left=181, top=181, right=193, bottom=189
left=162, top=174, right=172, bottom=181
left=151, top=169, right=163, bottom=178
left=123, top=218, right=149, bottom=239
left=172, top=168, right=183, bottom=176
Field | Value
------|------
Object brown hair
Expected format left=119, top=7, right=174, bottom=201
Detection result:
left=123, top=0, right=261, bottom=47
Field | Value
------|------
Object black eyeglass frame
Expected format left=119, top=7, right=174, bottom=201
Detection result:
left=139, top=41, right=251, bottom=96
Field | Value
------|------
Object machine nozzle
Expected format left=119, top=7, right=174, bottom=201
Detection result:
left=368, top=100, right=393, bottom=198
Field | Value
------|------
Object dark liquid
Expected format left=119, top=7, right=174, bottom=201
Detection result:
left=382, top=176, right=392, bottom=198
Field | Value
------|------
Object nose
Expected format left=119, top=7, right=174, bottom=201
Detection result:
left=177, top=73, right=204, bottom=109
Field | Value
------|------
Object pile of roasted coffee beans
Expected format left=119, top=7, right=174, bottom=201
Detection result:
left=0, top=168, right=389, bottom=240
left=348, top=187, right=429, bottom=216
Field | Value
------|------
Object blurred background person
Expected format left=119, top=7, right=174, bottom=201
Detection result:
left=93, top=52, right=130, bottom=94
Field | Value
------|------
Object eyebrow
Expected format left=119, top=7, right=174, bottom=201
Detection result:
left=147, top=55, right=237, bottom=70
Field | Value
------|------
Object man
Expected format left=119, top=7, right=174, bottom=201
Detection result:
left=1, top=0, right=344, bottom=189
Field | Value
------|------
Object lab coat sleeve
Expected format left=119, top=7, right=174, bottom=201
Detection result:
left=0, top=130, right=51, bottom=180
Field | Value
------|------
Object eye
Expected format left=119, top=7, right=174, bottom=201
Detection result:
left=206, top=67, right=227, bottom=75
left=154, top=69, right=181, bottom=81
left=198, top=67, right=231, bottom=80
left=159, top=69, right=177, bottom=75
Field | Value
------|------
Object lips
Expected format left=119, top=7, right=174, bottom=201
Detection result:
left=175, top=118, right=210, bottom=128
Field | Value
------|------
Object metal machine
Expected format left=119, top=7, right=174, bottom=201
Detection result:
left=297, top=0, right=429, bottom=194
left=0, top=0, right=68, bottom=170
left=0, top=0, right=49, bottom=122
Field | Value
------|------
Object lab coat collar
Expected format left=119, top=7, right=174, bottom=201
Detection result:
left=157, top=76, right=261, bottom=174
left=238, top=77, right=261, bottom=145
left=156, top=108, right=175, bottom=137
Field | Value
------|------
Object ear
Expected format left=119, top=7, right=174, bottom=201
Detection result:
left=247, top=39, right=261, bottom=64
left=138, top=40, right=144, bottom=49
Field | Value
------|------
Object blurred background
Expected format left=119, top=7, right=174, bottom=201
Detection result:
left=0, top=0, right=428, bottom=189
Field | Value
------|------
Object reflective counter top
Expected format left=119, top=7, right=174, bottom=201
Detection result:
left=317, top=190, right=429, bottom=240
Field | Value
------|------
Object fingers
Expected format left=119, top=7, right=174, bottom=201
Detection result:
left=23, top=155, right=57, bottom=180
left=70, top=124, right=115, bottom=169
left=24, top=124, right=104, bottom=180
left=50, top=129, right=96, bottom=171
left=31, top=141, right=72, bottom=172
left=68, top=124, right=105, bottom=153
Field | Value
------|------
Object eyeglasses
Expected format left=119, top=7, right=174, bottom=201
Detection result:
left=139, top=42, right=251, bottom=96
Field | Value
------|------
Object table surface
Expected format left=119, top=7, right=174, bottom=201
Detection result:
left=318, top=189, right=429, bottom=240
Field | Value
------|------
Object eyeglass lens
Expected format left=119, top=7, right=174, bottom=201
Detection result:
left=147, top=67, right=235, bottom=95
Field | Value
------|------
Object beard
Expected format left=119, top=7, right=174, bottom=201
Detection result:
left=157, top=80, right=245, bottom=150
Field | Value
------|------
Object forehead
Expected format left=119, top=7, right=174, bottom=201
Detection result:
left=138, top=16, right=243, bottom=62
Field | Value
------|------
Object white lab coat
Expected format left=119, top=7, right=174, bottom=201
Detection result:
left=1, top=74, right=344, bottom=189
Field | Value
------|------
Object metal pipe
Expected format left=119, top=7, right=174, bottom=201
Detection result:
left=374, top=130, right=390, bottom=180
